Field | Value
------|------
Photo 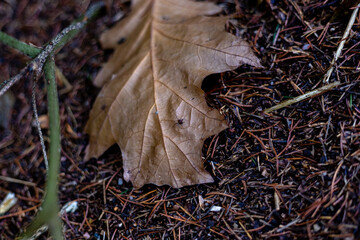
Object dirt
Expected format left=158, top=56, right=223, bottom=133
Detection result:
left=0, top=0, right=359, bottom=239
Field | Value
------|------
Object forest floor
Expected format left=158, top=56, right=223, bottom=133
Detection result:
left=0, top=0, right=359, bottom=239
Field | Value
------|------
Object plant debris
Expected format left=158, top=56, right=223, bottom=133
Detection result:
left=0, top=0, right=359, bottom=239
left=85, top=0, right=261, bottom=188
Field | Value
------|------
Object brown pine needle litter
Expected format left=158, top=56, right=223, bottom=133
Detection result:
left=1, top=0, right=360, bottom=239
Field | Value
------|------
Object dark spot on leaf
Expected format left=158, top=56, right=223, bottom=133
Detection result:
left=184, top=86, right=187, bottom=89
left=117, top=37, right=126, bottom=44
left=101, top=104, right=106, bottom=110
left=177, top=119, right=184, bottom=125
left=161, top=16, right=169, bottom=20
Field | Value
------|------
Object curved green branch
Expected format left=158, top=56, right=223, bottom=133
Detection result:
left=0, top=2, right=105, bottom=58
left=0, top=31, right=41, bottom=58
left=0, top=2, right=106, bottom=240
left=18, top=58, right=63, bottom=240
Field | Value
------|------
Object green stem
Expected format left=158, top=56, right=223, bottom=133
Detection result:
left=8, top=2, right=106, bottom=239
left=43, top=57, right=62, bottom=239
left=0, top=2, right=104, bottom=58
left=19, top=59, right=62, bottom=240
left=0, top=2, right=105, bottom=97
left=0, top=31, right=41, bottom=58
left=52, top=2, right=105, bottom=51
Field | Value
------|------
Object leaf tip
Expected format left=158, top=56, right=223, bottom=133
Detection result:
left=83, top=144, right=95, bottom=161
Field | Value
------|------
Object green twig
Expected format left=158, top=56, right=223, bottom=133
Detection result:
left=0, top=31, right=41, bottom=58
left=0, top=2, right=105, bottom=97
left=44, top=56, right=62, bottom=240
left=323, top=2, right=360, bottom=84
left=52, top=2, right=105, bottom=51
left=19, top=58, right=62, bottom=240
left=0, top=20, right=85, bottom=96
left=42, top=57, right=62, bottom=239
left=0, top=2, right=104, bottom=58
left=0, top=2, right=106, bottom=239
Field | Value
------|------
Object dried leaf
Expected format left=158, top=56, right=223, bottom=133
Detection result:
left=85, top=0, right=261, bottom=188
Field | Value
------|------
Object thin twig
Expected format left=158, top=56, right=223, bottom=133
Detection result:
left=31, top=81, right=49, bottom=170
left=0, top=2, right=105, bottom=97
left=264, top=81, right=341, bottom=113
left=264, top=4, right=359, bottom=113
left=0, top=67, right=27, bottom=96
left=323, top=3, right=360, bottom=83
left=0, top=21, right=86, bottom=98
left=11, top=3, right=106, bottom=239
left=0, top=175, right=37, bottom=187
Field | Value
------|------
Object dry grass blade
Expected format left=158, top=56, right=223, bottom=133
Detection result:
left=264, top=81, right=341, bottom=113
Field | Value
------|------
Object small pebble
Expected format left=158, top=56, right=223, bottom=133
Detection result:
left=210, top=206, right=222, bottom=212
left=302, top=43, right=310, bottom=50
left=0, top=192, right=17, bottom=215
left=94, top=233, right=100, bottom=240
left=118, top=178, right=123, bottom=185
left=60, top=201, right=78, bottom=214
left=83, top=232, right=90, bottom=239
left=313, top=224, right=321, bottom=232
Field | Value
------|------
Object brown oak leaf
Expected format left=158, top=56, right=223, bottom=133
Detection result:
left=85, top=0, right=261, bottom=188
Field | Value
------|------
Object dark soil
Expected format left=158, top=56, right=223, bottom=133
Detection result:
left=0, top=0, right=359, bottom=239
